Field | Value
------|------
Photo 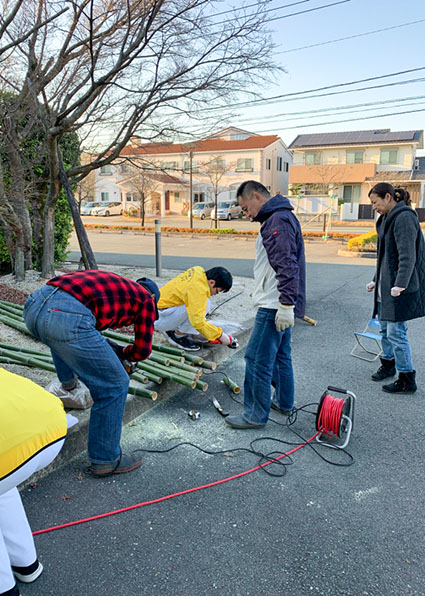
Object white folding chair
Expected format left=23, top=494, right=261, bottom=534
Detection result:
left=351, top=317, right=382, bottom=362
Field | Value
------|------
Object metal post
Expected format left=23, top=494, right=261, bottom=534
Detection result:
left=189, top=150, right=193, bottom=229
left=155, top=219, right=162, bottom=277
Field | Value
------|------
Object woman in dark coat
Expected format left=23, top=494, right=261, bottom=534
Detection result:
left=366, top=183, right=425, bottom=393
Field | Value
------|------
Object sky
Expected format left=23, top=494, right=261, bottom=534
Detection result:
left=225, top=0, right=425, bottom=152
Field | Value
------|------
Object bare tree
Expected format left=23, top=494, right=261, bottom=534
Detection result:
left=196, top=155, right=236, bottom=227
left=0, top=0, right=277, bottom=277
left=118, top=158, right=162, bottom=226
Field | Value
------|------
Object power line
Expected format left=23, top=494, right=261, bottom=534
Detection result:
left=194, top=66, right=425, bottom=112
left=233, top=94, right=425, bottom=123
left=277, top=18, right=425, bottom=54
left=211, top=0, right=313, bottom=20
left=250, top=106, right=425, bottom=132
left=212, top=0, right=350, bottom=28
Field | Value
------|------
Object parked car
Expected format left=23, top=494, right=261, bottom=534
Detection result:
left=188, top=201, right=214, bottom=220
left=92, top=201, right=123, bottom=216
left=210, top=201, right=242, bottom=221
left=80, top=201, right=102, bottom=215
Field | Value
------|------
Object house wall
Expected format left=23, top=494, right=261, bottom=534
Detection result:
left=292, top=143, right=416, bottom=169
left=93, top=139, right=292, bottom=214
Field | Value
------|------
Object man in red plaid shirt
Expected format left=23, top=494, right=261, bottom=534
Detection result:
left=23, top=270, right=159, bottom=477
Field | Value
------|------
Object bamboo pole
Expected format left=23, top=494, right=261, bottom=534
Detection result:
left=222, top=376, right=241, bottom=394
left=182, top=353, right=204, bottom=366
left=128, top=384, right=157, bottom=400
left=0, top=315, right=31, bottom=335
left=130, top=371, right=149, bottom=384
left=137, top=361, right=196, bottom=388
left=198, top=359, right=217, bottom=371
left=0, top=342, right=51, bottom=359
left=195, top=379, right=208, bottom=392
left=152, top=343, right=185, bottom=357
left=0, top=348, right=56, bottom=372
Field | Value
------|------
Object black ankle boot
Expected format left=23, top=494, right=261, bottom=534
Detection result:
left=382, top=371, right=417, bottom=394
left=371, top=357, right=396, bottom=381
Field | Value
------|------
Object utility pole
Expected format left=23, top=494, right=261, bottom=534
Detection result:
left=189, top=150, right=193, bottom=229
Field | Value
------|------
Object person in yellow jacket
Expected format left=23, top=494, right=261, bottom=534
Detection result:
left=155, top=266, right=233, bottom=351
left=0, top=368, right=72, bottom=596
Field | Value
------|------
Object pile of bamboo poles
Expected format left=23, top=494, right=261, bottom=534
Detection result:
left=0, top=299, right=221, bottom=399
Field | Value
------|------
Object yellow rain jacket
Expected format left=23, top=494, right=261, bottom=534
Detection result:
left=157, top=266, right=222, bottom=341
left=0, top=368, right=67, bottom=481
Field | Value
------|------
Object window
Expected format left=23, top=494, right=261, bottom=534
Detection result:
left=277, top=157, right=283, bottom=171
left=120, top=163, right=131, bottom=173
left=285, top=162, right=289, bottom=172
left=380, top=149, right=398, bottom=165
left=236, top=158, right=254, bottom=172
left=346, top=150, right=364, bottom=164
left=343, top=185, right=361, bottom=203
left=305, top=152, right=320, bottom=166
left=211, top=158, right=225, bottom=169
left=174, top=192, right=181, bottom=203
left=184, top=160, right=199, bottom=172
left=101, top=192, right=109, bottom=201
left=162, top=161, right=178, bottom=170
left=100, top=165, right=112, bottom=175
left=266, top=158, right=271, bottom=170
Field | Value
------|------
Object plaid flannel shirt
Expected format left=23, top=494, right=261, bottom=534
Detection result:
left=47, top=270, right=155, bottom=361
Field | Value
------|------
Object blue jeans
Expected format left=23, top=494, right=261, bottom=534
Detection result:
left=379, top=320, right=413, bottom=373
left=23, top=285, right=130, bottom=464
left=242, top=308, right=294, bottom=425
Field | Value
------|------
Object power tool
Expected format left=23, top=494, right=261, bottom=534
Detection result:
left=107, top=339, right=138, bottom=376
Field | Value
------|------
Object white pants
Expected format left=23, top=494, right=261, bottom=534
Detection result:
left=155, top=299, right=211, bottom=336
left=0, top=439, right=65, bottom=593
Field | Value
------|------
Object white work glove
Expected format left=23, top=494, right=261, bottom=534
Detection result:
left=391, top=286, right=405, bottom=297
left=366, top=281, right=376, bottom=292
left=219, top=332, right=232, bottom=346
left=275, top=304, right=294, bottom=331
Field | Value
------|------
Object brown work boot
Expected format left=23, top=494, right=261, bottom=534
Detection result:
left=87, top=453, right=142, bottom=477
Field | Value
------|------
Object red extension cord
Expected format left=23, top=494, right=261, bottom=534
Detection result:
left=317, top=394, right=344, bottom=437
left=33, top=432, right=320, bottom=536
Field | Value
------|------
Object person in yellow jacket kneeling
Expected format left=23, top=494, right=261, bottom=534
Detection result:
left=155, top=266, right=233, bottom=351
left=0, top=368, right=72, bottom=596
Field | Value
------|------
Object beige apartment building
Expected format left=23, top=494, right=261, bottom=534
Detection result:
left=93, top=127, right=292, bottom=216
left=288, top=129, right=424, bottom=220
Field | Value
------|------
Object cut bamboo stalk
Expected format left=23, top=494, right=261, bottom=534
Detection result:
left=0, top=348, right=56, bottom=372
left=128, top=384, right=157, bottom=400
left=198, top=359, right=217, bottom=371
left=137, top=369, right=163, bottom=384
left=143, top=360, right=199, bottom=381
left=195, top=379, right=208, bottom=392
left=137, top=361, right=196, bottom=388
left=146, top=352, right=171, bottom=367
left=182, top=353, right=204, bottom=365
left=0, top=342, right=50, bottom=359
left=130, top=371, right=149, bottom=384
left=222, top=376, right=241, bottom=394
left=163, top=353, right=185, bottom=364
left=152, top=343, right=185, bottom=357
left=0, top=308, right=23, bottom=322
left=0, top=316, right=31, bottom=335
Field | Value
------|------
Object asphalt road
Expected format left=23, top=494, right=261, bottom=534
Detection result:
left=20, top=260, right=425, bottom=596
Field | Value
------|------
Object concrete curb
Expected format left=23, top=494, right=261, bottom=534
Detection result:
left=337, top=249, right=377, bottom=259
left=24, top=318, right=255, bottom=485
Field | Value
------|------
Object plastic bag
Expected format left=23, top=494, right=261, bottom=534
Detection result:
left=45, top=378, right=93, bottom=410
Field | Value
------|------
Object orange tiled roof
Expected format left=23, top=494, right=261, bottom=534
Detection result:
left=120, top=135, right=280, bottom=156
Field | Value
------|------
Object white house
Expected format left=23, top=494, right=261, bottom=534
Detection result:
left=93, top=127, right=292, bottom=216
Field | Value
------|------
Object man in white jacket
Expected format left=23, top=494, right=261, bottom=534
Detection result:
left=226, top=181, right=306, bottom=429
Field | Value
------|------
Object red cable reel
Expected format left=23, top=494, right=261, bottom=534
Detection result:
left=315, top=386, right=356, bottom=450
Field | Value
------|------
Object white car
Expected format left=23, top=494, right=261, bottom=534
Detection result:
left=92, top=201, right=123, bottom=216
left=188, top=201, right=214, bottom=220
left=210, top=201, right=242, bottom=221
left=80, top=201, right=102, bottom=215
